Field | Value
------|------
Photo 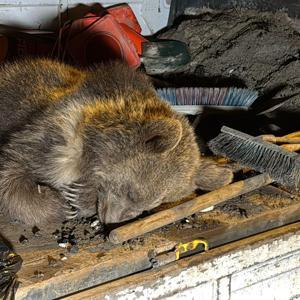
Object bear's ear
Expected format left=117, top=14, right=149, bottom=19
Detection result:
left=141, top=119, right=183, bottom=154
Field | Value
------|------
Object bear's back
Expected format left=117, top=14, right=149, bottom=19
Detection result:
left=0, top=58, right=86, bottom=138
left=0, top=59, right=156, bottom=140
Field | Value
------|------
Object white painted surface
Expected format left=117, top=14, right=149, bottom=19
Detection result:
left=231, top=268, right=300, bottom=300
left=0, top=0, right=170, bottom=35
left=163, top=282, right=217, bottom=300
left=102, top=230, right=300, bottom=300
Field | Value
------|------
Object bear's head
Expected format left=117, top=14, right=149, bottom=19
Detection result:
left=83, top=92, right=201, bottom=223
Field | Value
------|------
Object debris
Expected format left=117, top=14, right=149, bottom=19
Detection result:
left=47, top=256, right=61, bottom=267
left=19, top=235, right=28, bottom=244
left=0, top=239, right=22, bottom=299
left=32, top=226, right=41, bottom=237
left=67, top=245, right=79, bottom=254
left=58, top=242, right=71, bottom=249
left=91, top=220, right=100, bottom=228
left=33, top=270, right=44, bottom=279
left=59, top=253, right=67, bottom=261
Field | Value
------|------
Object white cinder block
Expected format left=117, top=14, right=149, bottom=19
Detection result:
left=231, top=250, right=300, bottom=290
left=231, top=267, right=300, bottom=300
left=103, top=231, right=300, bottom=300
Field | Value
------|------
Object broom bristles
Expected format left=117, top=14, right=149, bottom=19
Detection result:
left=208, top=126, right=300, bottom=188
left=156, top=87, right=258, bottom=107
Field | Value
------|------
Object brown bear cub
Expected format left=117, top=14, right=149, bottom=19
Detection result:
left=0, top=58, right=233, bottom=225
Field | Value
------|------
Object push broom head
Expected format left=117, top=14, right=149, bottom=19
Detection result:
left=208, top=126, right=300, bottom=188
left=156, top=87, right=258, bottom=114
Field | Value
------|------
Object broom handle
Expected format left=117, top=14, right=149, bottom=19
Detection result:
left=260, top=131, right=300, bottom=144
left=109, top=173, right=273, bottom=244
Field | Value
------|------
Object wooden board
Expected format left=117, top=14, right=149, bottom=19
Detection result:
left=63, top=222, right=300, bottom=299
left=0, top=185, right=298, bottom=299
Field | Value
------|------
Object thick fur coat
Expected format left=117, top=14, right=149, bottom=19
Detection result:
left=0, top=59, right=233, bottom=225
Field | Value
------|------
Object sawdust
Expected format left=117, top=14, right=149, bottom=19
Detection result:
left=246, top=185, right=297, bottom=209
left=165, top=185, right=300, bottom=232
left=1, top=182, right=299, bottom=258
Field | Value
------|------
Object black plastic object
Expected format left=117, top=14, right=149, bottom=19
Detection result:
left=141, top=40, right=191, bottom=75
left=0, top=239, right=22, bottom=300
left=168, top=0, right=300, bottom=26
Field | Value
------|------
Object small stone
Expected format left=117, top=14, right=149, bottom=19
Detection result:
left=52, top=229, right=60, bottom=239
left=96, top=252, right=105, bottom=259
left=91, top=220, right=100, bottom=227
left=183, top=223, right=193, bottom=229
left=19, top=235, right=28, bottom=244
left=200, top=206, right=215, bottom=212
left=58, top=242, right=71, bottom=248
left=59, top=253, right=67, bottom=261
left=32, top=226, right=41, bottom=237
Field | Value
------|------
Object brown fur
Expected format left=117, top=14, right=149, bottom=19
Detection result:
left=0, top=58, right=233, bottom=225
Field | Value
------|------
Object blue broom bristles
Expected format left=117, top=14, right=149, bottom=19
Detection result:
left=156, top=87, right=258, bottom=107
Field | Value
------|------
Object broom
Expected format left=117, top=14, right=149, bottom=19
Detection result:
left=208, top=126, right=300, bottom=189
left=156, top=87, right=258, bottom=114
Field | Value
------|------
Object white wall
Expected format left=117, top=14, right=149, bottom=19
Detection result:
left=0, top=0, right=171, bottom=35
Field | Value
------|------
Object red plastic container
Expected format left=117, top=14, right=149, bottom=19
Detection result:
left=107, top=3, right=142, bottom=34
left=60, top=13, right=141, bottom=68
left=120, top=23, right=148, bottom=56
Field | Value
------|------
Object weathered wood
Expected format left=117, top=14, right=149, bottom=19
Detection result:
left=1, top=184, right=296, bottom=300
left=168, top=200, right=300, bottom=249
left=15, top=237, right=176, bottom=300
left=109, top=174, right=273, bottom=244
left=0, top=215, right=64, bottom=253
left=16, top=250, right=151, bottom=300
left=62, top=222, right=300, bottom=299
left=130, top=199, right=300, bottom=267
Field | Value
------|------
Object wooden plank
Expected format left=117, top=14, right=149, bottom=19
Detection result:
left=18, top=198, right=299, bottom=300
left=0, top=215, right=59, bottom=252
left=15, top=236, right=176, bottom=300
left=2, top=185, right=298, bottom=299
left=17, top=249, right=151, bottom=300
left=166, top=200, right=300, bottom=248
left=62, top=222, right=300, bottom=299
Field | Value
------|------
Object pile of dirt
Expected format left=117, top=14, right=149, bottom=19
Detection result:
left=157, top=9, right=300, bottom=133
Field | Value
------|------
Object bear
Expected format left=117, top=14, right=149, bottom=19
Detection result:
left=0, top=58, right=233, bottom=225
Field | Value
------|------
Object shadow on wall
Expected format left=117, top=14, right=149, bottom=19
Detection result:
left=0, top=3, right=105, bottom=33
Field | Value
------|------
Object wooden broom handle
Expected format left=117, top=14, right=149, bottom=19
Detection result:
left=260, top=131, right=300, bottom=144
left=109, top=173, right=273, bottom=244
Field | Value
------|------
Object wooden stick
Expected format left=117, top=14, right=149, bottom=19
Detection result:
left=281, top=144, right=300, bottom=152
left=260, top=133, right=300, bottom=144
left=109, top=173, right=273, bottom=244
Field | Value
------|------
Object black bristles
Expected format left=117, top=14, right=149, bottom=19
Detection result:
left=208, top=126, right=300, bottom=188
